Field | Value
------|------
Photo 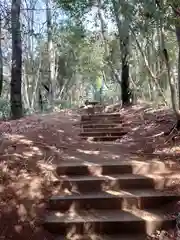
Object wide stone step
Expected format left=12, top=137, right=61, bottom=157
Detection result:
left=54, top=174, right=155, bottom=192
left=56, top=160, right=178, bottom=176
left=80, top=135, right=126, bottom=141
left=81, top=123, right=126, bottom=128
left=48, top=189, right=180, bottom=211
left=44, top=208, right=175, bottom=235
left=81, top=120, right=124, bottom=125
left=56, top=160, right=176, bottom=176
left=54, top=173, right=180, bottom=193
left=56, top=161, right=133, bottom=176
left=81, top=114, right=122, bottom=121
left=82, top=128, right=127, bottom=133
left=79, top=131, right=128, bottom=137
left=55, top=234, right=146, bottom=240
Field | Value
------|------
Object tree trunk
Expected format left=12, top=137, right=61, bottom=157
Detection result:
left=46, top=0, right=55, bottom=104
left=121, top=55, right=130, bottom=105
left=111, top=0, right=130, bottom=105
left=175, top=25, right=180, bottom=128
left=0, top=16, right=3, bottom=97
left=38, top=89, right=43, bottom=111
left=176, top=27, right=180, bottom=109
left=11, top=0, right=23, bottom=119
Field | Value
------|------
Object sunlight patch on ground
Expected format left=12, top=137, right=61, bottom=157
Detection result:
left=82, top=161, right=100, bottom=166
left=4, top=134, right=33, bottom=144
left=105, top=189, right=134, bottom=196
left=144, top=123, right=157, bottom=130
left=21, top=146, right=43, bottom=158
left=57, top=129, right=64, bottom=133
left=77, top=149, right=100, bottom=155
left=28, top=178, right=43, bottom=199
left=55, top=212, right=64, bottom=217
left=68, top=156, right=79, bottom=160
left=100, top=175, right=117, bottom=180
left=102, top=153, right=120, bottom=159
left=132, top=126, right=140, bottom=131
left=13, top=176, right=43, bottom=200
left=37, top=160, right=56, bottom=171
left=155, top=147, right=180, bottom=155
left=125, top=208, right=162, bottom=221
left=152, top=132, right=164, bottom=138
left=38, top=134, right=44, bottom=139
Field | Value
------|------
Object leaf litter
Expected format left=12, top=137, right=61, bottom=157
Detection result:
left=0, top=105, right=180, bottom=239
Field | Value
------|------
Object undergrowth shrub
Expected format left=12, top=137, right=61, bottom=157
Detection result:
left=0, top=98, right=10, bottom=119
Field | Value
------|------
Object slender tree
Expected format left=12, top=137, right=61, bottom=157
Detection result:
left=0, top=16, right=3, bottom=97
left=11, top=0, right=23, bottom=119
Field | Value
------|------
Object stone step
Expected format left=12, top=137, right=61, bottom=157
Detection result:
left=55, top=234, right=146, bottom=240
left=81, top=114, right=122, bottom=121
left=48, top=189, right=180, bottom=211
left=82, top=128, right=127, bottom=133
left=44, top=208, right=175, bottom=235
left=55, top=174, right=155, bottom=192
left=54, top=173, right=180, bottom=193
left=80, top=135, right=126, bottom=141
left=81, top=123, right=126, bottom=128
left=79, top=131, right=128, bottom=137
left=56, top=160, right=175, bottom=176
left=81, top=118, right=123, bottom=125
left=56, top=162, right=133, bottom=176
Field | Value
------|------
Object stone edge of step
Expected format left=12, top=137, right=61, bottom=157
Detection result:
left=44, top=208, right=176, bottom=223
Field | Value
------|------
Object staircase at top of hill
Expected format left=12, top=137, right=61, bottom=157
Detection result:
left=79, top=113, right=129, bottom=141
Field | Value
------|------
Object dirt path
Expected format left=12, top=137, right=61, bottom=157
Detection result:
left=0, top=105, right=180, bottom=239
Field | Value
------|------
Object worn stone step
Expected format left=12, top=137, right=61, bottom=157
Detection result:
left=55, top=233, right=146, bottom=239
left=81, top=120, right=124, bottom=125
left=81, top=114, right=122, bottom=121
left=44, top=208, right=175, bottom=235
left=56, top=162, right=133, bottom=176
left=81, top=123, right=126, bottom=128
left=54, top=173, right=180, bottom=192
left=56, top=160, right=175, bottom=177
left=82, top=128, right=128, bottom=133
left=79, top=131, right=128, bottom=137
left=80, top=135, right=126, bottom=141
left=48, top=189, right=180, bottom=211
left=55, top=174, right=155, bottom=192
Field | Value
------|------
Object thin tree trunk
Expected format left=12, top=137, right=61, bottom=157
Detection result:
left=121, top=39, right=130, bottom=105
left=31, top=53, right=42, bottom=109
left=176, top=28, right=180, bottom=109
left=0, top=16, right=3, bottom=97
left=111, top=0, right=130, bottom=105
left=22, top=69, right=30, bottom=109
left=11, top=0, right=23, bottom=119
left=46, top=0, right=54, bottom=104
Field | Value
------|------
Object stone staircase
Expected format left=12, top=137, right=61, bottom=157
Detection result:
left=43, top=112, right=180, bottom=239
left=44, top=159, right=180, bottom=239
left=79, top=113, right=128, bottom=141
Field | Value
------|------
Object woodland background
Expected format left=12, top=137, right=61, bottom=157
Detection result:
left=0, top=0, right=180, bottom=119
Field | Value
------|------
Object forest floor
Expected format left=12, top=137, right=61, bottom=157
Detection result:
left=1, top=103, right=180, bottom=239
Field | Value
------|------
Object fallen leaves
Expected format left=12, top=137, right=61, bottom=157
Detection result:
left=0, top=104, right=180, bottom=239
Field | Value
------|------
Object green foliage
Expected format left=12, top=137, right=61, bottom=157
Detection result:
left=56, top=0, right=94, bottom=19
left=0, top=98, right=10, bottom=119
left=11, top=0, right=180, bottom=115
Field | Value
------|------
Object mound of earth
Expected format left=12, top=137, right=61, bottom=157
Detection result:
left=0, top=105, right=180, bottom=239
